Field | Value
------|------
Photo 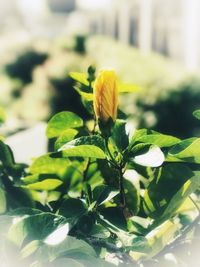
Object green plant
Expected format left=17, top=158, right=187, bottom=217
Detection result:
left=0, top=67, right=200, bottom=267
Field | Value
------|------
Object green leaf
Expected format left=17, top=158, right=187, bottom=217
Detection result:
left=111, top=120, right=129, bottom=151
left=70, top=72, right=89, bottom=86
left=55, top=129, right=78, bottom=150
left=100, top=207, right=127, bottom=231
left=0, top=141, right=15, bottom=168
left=123, top=170, right=140, bottom=214
left=168, top=138, right=200, bottom=163
left=21, top=240, right=42, bottom=258
left=193, top=109, right=200, bottom=120
left=128, top=236, right=152, bottom=253
left=0, top=187, right=6, bottom=214
left=23, top=179, right=63, bottom=191
left=7, top=208, right=43, bottom=216
left=81, top=97, right=94, bottom=115
left=59, top=198, right=87, bottom=223
left=127, top=216, right=151, bottom=235
left=129, top=129, right=149, bottom=146
left=46, top=111, right=83, bottom=138
left=61, top=145, right=106, bottom=159
left=130, top=218, right=182, bottom=261
left=84, top=183, right=93, bottom=205
left=22, top=173, right=53, bottom=184
left=0, top=215, right=13, bottom=235
left=76, top=213, right=95, bottom=234
left=6, top=186, right=34, bottom=209
left=161, top=171, right=200, bottom=220
left=30, top=154, right=70, bottom=176
left=132, top=145, right=165, bottom=167
left=22, top=237, right=96, bottom=264
left=92, top=185, right=119, bottom=206
left=43, top=236, right=96, bottom=261
left=8, top=213, right=66, bottom=247
left=143, top=163, right=195, bottom=218
left=74, top=85, right=93, bottom=101
left=30, top=190, right=61, bottom=205
left=89, top=224, right=110, bottom=239
left=61, top=135, right=105, bottom=152
left=137, top=133, right=180, bottom=148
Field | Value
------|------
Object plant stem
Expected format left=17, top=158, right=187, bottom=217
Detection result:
left=81, top=118, right=97, bottom=198
left=118, top=168, right=126, bottom=208
left=85, top=237, right=135, bottom=265
left=81, top=158, right=91, bottom=198
left=105, top=138, right=116, bottom=164
left=105, top=138, right=126, bottom=208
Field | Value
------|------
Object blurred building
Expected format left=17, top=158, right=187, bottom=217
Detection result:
left=0, top=0, right=200, bottom=70
left=48, top=0, right=76, bottom=13
left=76, top=0, right=200, bottom=71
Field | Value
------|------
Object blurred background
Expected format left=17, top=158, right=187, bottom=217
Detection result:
left=1, top=0, right=200, bottom=162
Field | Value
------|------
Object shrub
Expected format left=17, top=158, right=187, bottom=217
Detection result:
left=0, top=68, right=199, bottom=267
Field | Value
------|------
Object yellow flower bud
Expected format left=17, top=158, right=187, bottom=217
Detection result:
left=93, top=70, right=118, bottom=123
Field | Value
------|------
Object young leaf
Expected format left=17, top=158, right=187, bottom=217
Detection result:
left=74, top=85, right=93, bottom=101
left=70, top=72, right=89, bottom=86
left=46, top=112, right=83, bottom=138
left=55, top=129, right=78, bottom=150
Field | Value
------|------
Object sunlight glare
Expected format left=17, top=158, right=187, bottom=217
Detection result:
left=44, top=223, right=70, bottom=246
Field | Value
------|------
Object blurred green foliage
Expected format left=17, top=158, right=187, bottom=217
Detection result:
left=137, top=78, right=200, bottom=138
left=4, top=49, right=48, bottom=84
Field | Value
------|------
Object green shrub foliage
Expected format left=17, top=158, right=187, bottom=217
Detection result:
left=0, top=68, right=200, bottom=267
